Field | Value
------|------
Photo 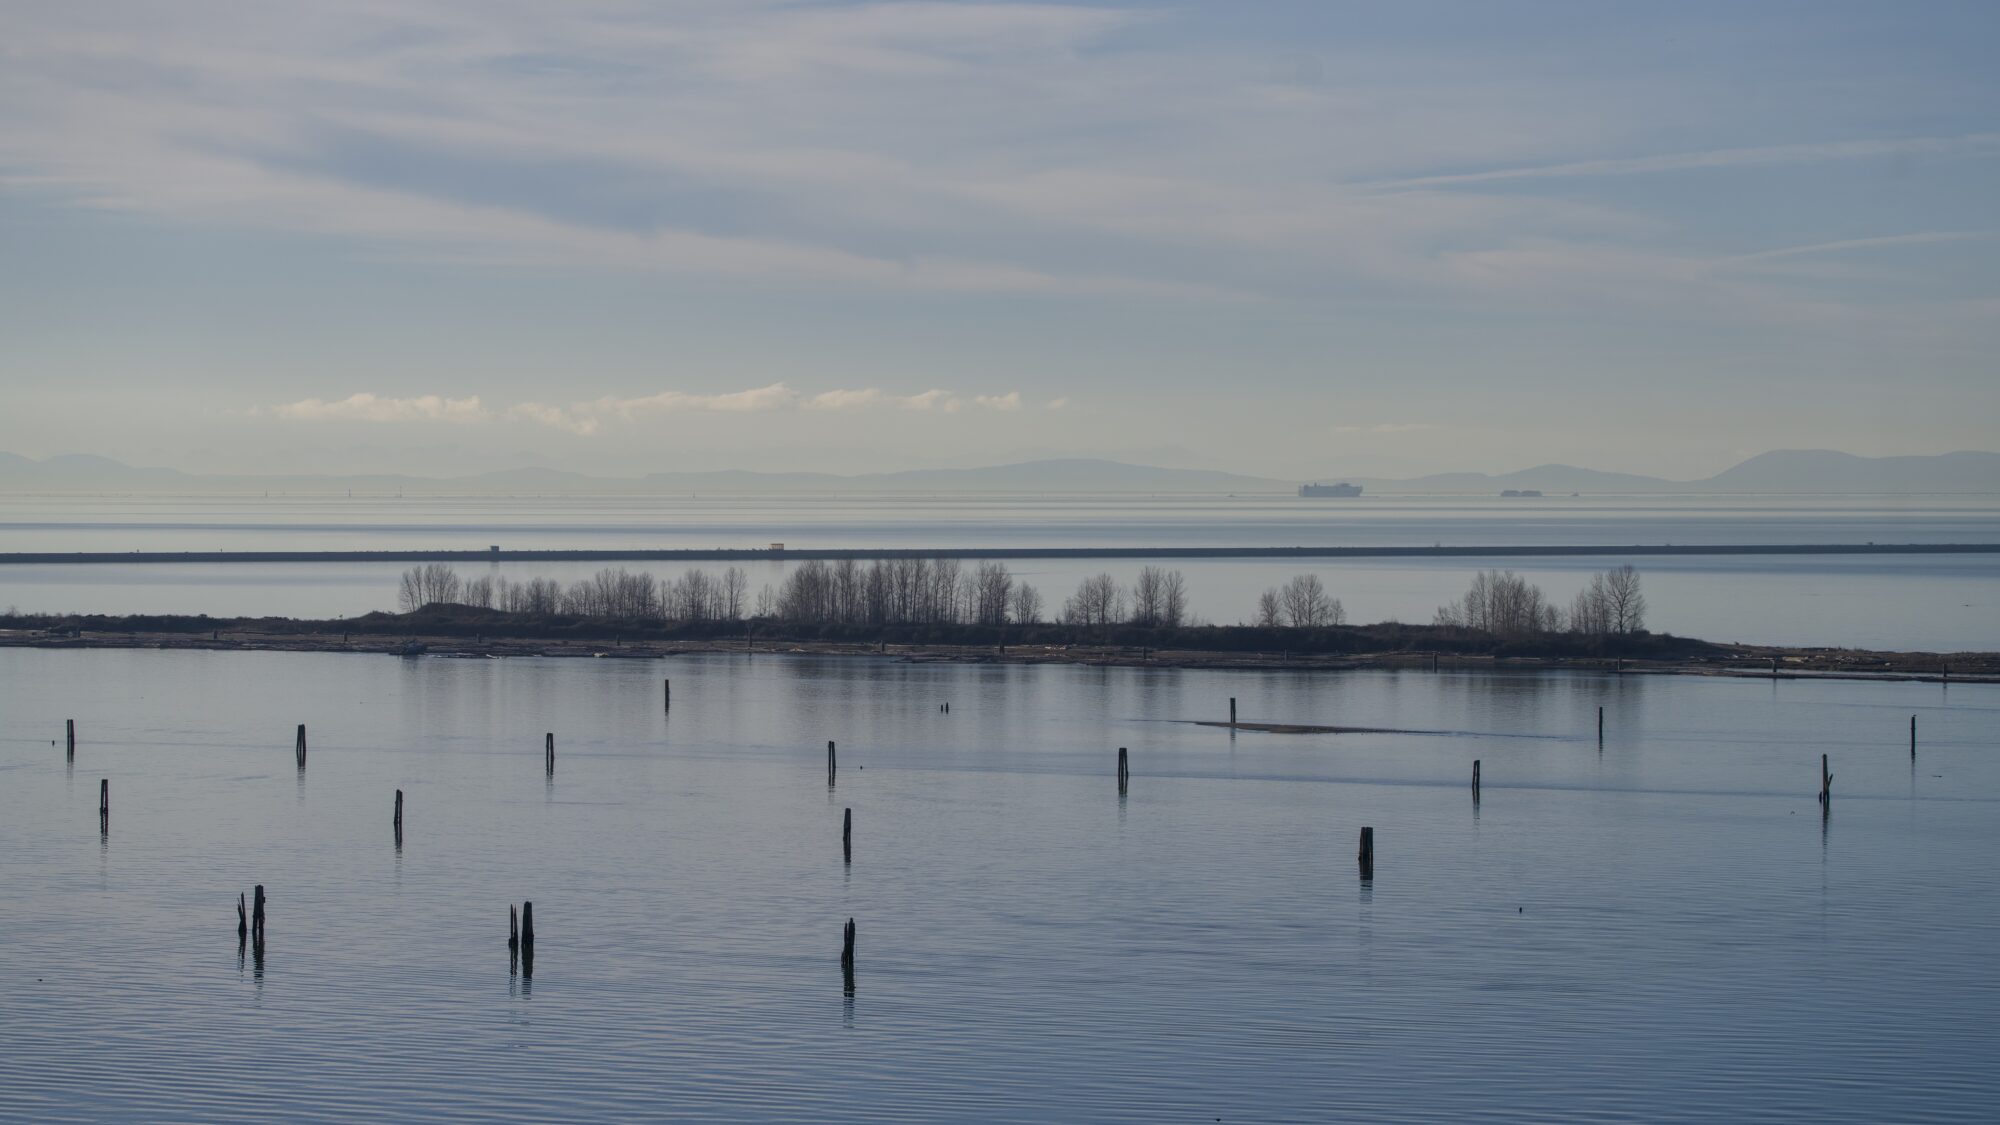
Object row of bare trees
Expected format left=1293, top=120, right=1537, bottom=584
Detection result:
left=1433, top=566, right=1645, bottom=637
left=770, top=558, right=1045, bottom=626
left=398, top=564, right=749, bottom=621
left=1252, top=575, right=1348, bottom=628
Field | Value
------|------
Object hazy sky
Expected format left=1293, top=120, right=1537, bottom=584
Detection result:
left=2, top=1, right=1996, bottom=479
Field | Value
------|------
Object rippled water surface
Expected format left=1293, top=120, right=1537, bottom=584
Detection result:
left=2, top=649, right=1996, bottom=1122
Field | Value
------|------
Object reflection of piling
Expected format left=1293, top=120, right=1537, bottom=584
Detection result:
left=66, top=719, right=75, bottom=761
left=295, top=724, right=306, bottom=766
left=1117, top=747, right=1129, bottom=794
left=828, top=740, right=837, bottom=785
left=664, top=678, right=671, bottom=712
left=1472, top=759, right=1481, bottom=798
left=251, top=885, right=266, bottom=945
left=843, top=807, right=853, bottom=864
left=545, top=733, right=554, bottom=773
left=1358, top=827, right=1374, bottom=880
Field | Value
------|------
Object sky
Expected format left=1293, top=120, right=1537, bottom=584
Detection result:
left=1, top=0, right=1996, bottom=480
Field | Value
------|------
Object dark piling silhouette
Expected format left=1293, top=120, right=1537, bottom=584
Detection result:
left=544, top=733, right=554, bottom=774
left=520, top=901, right=535, bottom=976
left=295, top=724, right=306, bottom=767
left=1117, top=747, right=1129, bottom=794
left=843, top=807, right=852, bottom=864
left=1229, top=697, right=1237, bottom=726
left=236, top=893, right=247, bottom=945
left=251, top=885, right=266, bottom=945
left=1910, top=715, right=1917, bottom=760
left=1472, top=759, right=1481, bottom=799
left=66, top=719, right=74, bottom=761
left=393, top=789, right=404, bottom=843
left=1358, top=827, right=1374, bottom=881
left=1598, top=706, right=1604, bottom=746
left=828, top=740, right=837, bottom=785
left=509, top=906, right=520, bottom=954
left=664, top=678, right=671, bottom=712
left=841, top=918, right=856, bottom=969
left=1819, top=754, right=1832, bottom=811
left=98, top=778, right=109, bottom=815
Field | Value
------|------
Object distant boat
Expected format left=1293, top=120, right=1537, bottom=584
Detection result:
left=1299, top=482, right=1362, bottom=498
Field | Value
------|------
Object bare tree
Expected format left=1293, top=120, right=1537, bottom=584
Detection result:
left=721, top=566, right=748, bottom=621
left=1130, top=566, right=1168, bottom=627
left=463, top=574, right=495, bottom=609
left=973, top=561, right=1013, bottom=626
left=1329, top=597, right=1347, bottom=627
left=1010, top=582, right=1043, bottom=625
left=1255, top=588, right=1282, bottom=627
left=1603, top=564, right=1645, bottom=633
left=1435, top=569, right=1556, bottom=637
left=1063, top=573, right=1123, bottom=627
left=398, top=563, right=463, bottom=611
left=1281, top=574, right=1332, bottom=628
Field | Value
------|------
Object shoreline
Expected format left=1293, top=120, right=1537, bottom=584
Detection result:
left=4, top=626, right=1991, bottom=684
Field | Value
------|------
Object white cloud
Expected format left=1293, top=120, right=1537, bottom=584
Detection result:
left=272, top=393, right=488, bottom=423
left=506, top=402, right=599, bottom=436
left=974, top=392, right=1022, bottom=411
left=1045, top=397, right=1070, bottom=410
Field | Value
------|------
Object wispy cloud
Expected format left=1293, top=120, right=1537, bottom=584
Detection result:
left=271, top=393, right=488, bottom=423
left=1364, top=134, right=2000, bottom=191
left=279, top=383, right=1030, bottom=433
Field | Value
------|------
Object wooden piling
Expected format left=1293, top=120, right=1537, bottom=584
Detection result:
left=393, top=789, right=404, bottom=835
left=1910, top=715, right=1917, bottom=759
left=1229, top=697, right=1237, bottom=727
left=509, top=906, right=519, bottom=952
left=841, top=918, right=856, bottom=968
left=99, top=778, right=109, bottom=814
left=295, top=723, right=306, bottom=765
left=1819, top=754, right=1831, bottom=808
left=237, top=893, right=247, bottom=943
left=827, top=740, right=837, bottom=784
left=843, top=807, right=852, bottom=864
left=1358, top=827, right=1374, bottom=880
left=521, top=901, right=535, bottom=949
left=664, top=678, right=671, bottom=712
left=1598, top=705, right=1604, bottom=745
left=66, top=719, right=75, bottom=760
left=1472, top=759, right=1481, bottom=796
left=545, top=732, right=554, bottom=772
left=251, top=885, right=266, bottom=944
left=1117, top=747, right=1129, bottom=794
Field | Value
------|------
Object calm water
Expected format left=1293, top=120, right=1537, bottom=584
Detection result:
left=1, top=649, right=1995, bottom=1122
left=2, top=494, right=1997, bottom=650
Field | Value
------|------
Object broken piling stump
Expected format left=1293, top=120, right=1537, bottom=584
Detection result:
left=1472, top=759, right=1481, bottom=798
left=99, top=778, right=109, bottom=815
left=1358, top=827, right=1374, bottom=881
left=1117, top=747, right=1129, bottom=794
left=295, top=724, right=306, bottom=765
left=393, top=789, right=404, bottom=840
left=1229, top=697, right=1237, bottom=727
left=252, top=885, right=266, bottom=944
left=828, top=740, right=836, bottom=785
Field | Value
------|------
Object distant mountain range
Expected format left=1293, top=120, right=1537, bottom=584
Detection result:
left=0, top=449, right=1995, bottom=494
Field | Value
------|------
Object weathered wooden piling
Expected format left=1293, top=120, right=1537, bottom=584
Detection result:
left=393, top=789, right=404, bottom=835
left=545, top=732, right=554, bottom=772
left=1819, top=754, right=1832, bottom=808
left=1117, top=747, right=1129, bottom=794
left=843, top=807, right=853, bottom=864
left=664, top=678, right=671, bottom=712
left=1472, top=759, right=1481, bottom=797
left=841, top=918, right=856, bottom=967
left=1597, top=706, right=1604, bottom=745
left=521, top=901, right=535, bottom=949
left=1229, top=697, right=1237, bottom=726
left=99, top=778, right=109, bottom=815
left=1358, top=827, right=1374, bottom=880
left=295, top=723, right=306, bottom=765
left=66, top=719, right=75, bottom=760
left=251, top=885, right=266, bottom=944
left=237, top=893, right=247, bottom=943
left=1910, top=715, right=1917, bottom=759
left=509, top=906, right=520, bottom=952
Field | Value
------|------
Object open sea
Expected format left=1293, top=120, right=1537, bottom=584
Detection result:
left=1, top=493, right=1995, bottom=650
left=0, top=648, right=1994, bottom=1122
